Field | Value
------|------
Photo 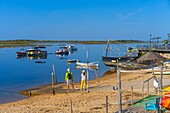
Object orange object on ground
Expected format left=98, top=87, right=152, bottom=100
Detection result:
left=162, top=97, right=170, bottom=109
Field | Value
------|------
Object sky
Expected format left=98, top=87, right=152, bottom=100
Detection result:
left=0, top=0, right=170, bottom=41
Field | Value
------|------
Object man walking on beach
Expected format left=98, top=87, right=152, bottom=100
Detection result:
left=65, top=68, right=75, bottom=92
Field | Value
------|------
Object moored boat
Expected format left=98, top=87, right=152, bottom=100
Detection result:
left=67, top=59, right=80, bottom=63
left=16, top=51, right=26, bottom=56
left=16, top=48, right=26, bottom=56
left=60, top=45, right=77, bottom=51
left=27, top=49, right=47, bottom=56
left=102, top=40, right=141, bottom=67
left=76, top=62, right=99, bottom=67
left=56, top=49, right=69, bottom=55
left=154, top=71, right=170, bottom=75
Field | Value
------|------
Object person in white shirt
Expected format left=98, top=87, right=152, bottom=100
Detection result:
left=80, top=70, right=86, bottom=91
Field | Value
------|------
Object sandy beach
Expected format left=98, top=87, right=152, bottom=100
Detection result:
left=1, top=69, right=170, bottom=113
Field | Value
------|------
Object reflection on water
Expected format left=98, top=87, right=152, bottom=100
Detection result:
left=0, top=43, right=117, bottom=104
left=27, top=55, right=47, bottom=60
left=17, top=54, right=47, bottom=64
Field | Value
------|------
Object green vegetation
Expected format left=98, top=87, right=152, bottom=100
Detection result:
left=162, top=39, right=168, bottom=44
left=0, top=39, right=146, bottom=48
left=0, top=40, right=52, bottom=48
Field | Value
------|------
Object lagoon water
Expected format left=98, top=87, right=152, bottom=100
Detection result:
left=0, top=43, right=140, bottom=104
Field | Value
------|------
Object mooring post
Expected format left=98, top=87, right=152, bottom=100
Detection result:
left=131, top=86, right=133, bottom=105
left=117, top=69, right=122, bottom=113
left=142, top=83, right=144, bottom=98
left=147, top=81, right=149, bottom=92
left=52, top=64, right=57, bottom=83
left=95, top=70, right=99, bottom=83
left=106, top=96, right=108, bottom=113
left=70, top=97, right=73, bottom=113
left=52, top=72, right=55, bottom=95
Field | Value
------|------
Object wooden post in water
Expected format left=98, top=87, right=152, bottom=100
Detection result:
left=106, top=96, right=108, bottom=113
left=52, top=72, right=55, bottom=95
left=70, top=97, right=73, bottom=113
left=52, top=64, right=57, bottom=83
left=117, top=69, right=122, bottom=113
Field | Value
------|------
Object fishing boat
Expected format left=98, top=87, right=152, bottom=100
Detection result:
left=76, top=62, right=99, bottom=67
left=76, top=65, right=98, bottom=70
left=67, top=59, right=80, bottom=63
left=56, top=49, right=69, bottom=55
left=27, top=46, right=47, bottom=56
left=102, top=40, right=141, bottom=67
left=16, top=49, right=26, bottom=56
left=60, top=45, right=77, bottom=51
left=27, top=49, right=47, bottom=56
left=16, top=51, right=26, bottom=56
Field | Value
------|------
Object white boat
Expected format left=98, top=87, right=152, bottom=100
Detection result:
left=154, top=71, right=170, bottom=75
left=60, top=45, right=77, bottom=51
left=67, top=59, right=80, bottom=63
left=76, top=62, right=99, bottom=67
left=76, top=65, right=98, bottom=70
left=144, top=67, right=162, bottom=71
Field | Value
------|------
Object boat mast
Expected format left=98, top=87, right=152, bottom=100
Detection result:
left=106, top=39, right=110, bottom=56
left=86, top=49, right=89, bottom=64
left=86, top=49, right=89, bottom=92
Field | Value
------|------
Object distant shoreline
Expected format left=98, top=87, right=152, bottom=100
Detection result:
left=0, top=39, right=146, bottom=48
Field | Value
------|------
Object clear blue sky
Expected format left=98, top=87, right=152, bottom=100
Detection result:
left=0, top=0, right=170, bottom=41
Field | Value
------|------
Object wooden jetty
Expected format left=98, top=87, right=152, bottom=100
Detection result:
left=140, top=48, right=170, bottom=53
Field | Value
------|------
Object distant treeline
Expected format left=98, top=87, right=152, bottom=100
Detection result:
left=0, top=39, right=146, bottom=44
left=0, top=39, right=146, bottom=48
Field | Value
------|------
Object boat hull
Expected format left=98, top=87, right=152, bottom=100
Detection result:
left=27, top=49, right=47, bottom=56
left=102, top=56, right=139, bottom=67
left=76, top=62, right=98, bottom=67
left=16, top=52, right=26, bottom=56
left=154, top=72, right=170, bottom=75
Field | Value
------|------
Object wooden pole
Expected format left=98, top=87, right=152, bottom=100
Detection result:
left=117, top=69, right=122, bottom=113
left=142, top=83, right=144, bottom=92
left=52, top=64, right=57, bottom=83
left=70, top=97, right=73, bottom=113
left=87, top=68, right=89, bottom=92
left=142, top=83, right=144, bottom=98
left=95, top=70, right=99, bottom=83
left=52, top=72, right=55, bottom=95
left=86, top=49, right=89, bottom=93
left=159, top=62, right=163, bottom=112
left=106, top=96, right=108, bottom=113
left=147, top=81, right=149, bottom=92
left=131, top=86, right=133, bottom=105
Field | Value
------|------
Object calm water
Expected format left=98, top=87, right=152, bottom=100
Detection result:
left=0, top=43, right=140, bottom=104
